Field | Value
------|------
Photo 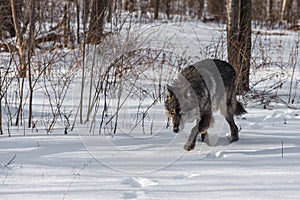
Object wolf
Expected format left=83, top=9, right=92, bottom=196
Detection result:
left=165, top=59, right=247, bottom=151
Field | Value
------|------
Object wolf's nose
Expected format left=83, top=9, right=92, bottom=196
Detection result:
left=173, top=127, right=179, bottom=133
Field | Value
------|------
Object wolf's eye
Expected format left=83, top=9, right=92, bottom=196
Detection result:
left=170, top=111, right=175, bottom=115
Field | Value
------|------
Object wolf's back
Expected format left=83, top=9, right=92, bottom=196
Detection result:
left=178, top=59, right=246, bottom=115
left=180, top=59, right=236, bottom=90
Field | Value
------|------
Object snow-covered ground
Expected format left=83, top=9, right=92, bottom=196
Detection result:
left=1, top=21, right=300, bottom=199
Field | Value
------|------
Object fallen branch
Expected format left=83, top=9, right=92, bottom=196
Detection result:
left=4, top=154, right=16, bottom=167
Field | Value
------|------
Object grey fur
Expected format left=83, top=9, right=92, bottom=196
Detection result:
left=165, top=59, right=247, bottom=151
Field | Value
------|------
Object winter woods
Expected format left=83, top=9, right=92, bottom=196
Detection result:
left=0, top=0, right=299, bottom=135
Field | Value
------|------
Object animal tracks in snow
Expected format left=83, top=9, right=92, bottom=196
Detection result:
left=121, top=177, right=159, bottom=188
left=121, top=177, right=158, bottom=199
left=173, top=173, right=201, bottom=179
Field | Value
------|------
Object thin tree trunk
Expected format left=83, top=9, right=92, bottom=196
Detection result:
left=285, top=0, right=293, bottom=24
left=267, top=0, right=275, bottom=28
left=82, top=0, right=90, bottom=34
left=118, top=0, right=122, bottom=11
left=197, top=0, right=204, bottom=19
left=298, top=0, right=300, bottom=24
left=0, top=99, right=2, bottom=135
left=87, top=0, right=106, bottom=44
left=15, top=78, right=24, bottom=126
left=227, top=0, right=239, bottom=70
left=280, top=0, right=287, bottom=23
left=124, top=0, right=128, bottom=10
left=63, top=3, right=69, bottom=47
left=28, top=0, right=35, bottom=128
left=238, top=0, right=251, bottom=93
left=76, top=0, right=80, bottom=44
left=268, top=0, right=272, bottom=18
left=10, top=0, right=25, bottom=126
left=79, top=41, right=86, bottom=124
left=10, top=0, right=26, bottom=78
left=166, top=0, right=171, bottom=19
left=154, top=0, right=159, bottom=19
left=107, top=0, right=112, bottom=23
left=0, top=72, right=2, bottom=134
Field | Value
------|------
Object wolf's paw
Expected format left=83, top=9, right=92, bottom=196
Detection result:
left=230, top=135, right=239, bottom=143
left=183, top=142, right=195, bottom=151
left=202, top=135, right=210, bottom=145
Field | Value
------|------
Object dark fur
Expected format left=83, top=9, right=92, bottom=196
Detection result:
left=165, top=59, right=246, bottom=151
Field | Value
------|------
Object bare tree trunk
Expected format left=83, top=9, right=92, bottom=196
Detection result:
left=10, top=0, right=25, bottom=126
left=197, top=0, right=204, bottom=19
left=268, top=0, right=272, bottom=19
left=166, top=0, right=171, bottom=19
left=285, top=0, right=293, bottom=24
left=80, top=0, right=90, bottom=123
left=140, top=0, right=148, bottom=20
left=0, top=99, right=2, bottom=135
left=227, top=0, right=251, bottom=93
left=76, top=0, right=80, bottom=43
left=267, top=0, right=276, bottom=28
left=227, top=0, right=239, bottom=71
left=298, top=0, right=300, bottom=23
left=202, top=0, right=209, bottom=21
left=280, top=0, right=287, bottom=23
left=0, top=64, right=12, bottom=134
left=154, top=0, right=159, bottom=19
left=124, top=0, right=128, bottom=10
left=107, top=0, right=113, bottom=23
left=87, top=0, right=106, bottom=44
left=10, top=0, right=26, bottom=78
left=79, top=43, right=85, bottom=124
left=83, top=0, right=90, bottom=34
left=0, top=0, right=16, bottom=37
left=28, top=0, right=35, bottom=128
left=238, top=0, right=251, bottom=93
left=0, top=72, right=2, bottom=134
left=15, top=78, right=24, bottom=126
left=63, top=3, right=70, bottom=47
left=118, top=0, right=122, bottom=10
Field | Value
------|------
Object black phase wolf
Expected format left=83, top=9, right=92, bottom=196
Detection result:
left=165, top=59, right=247, bottom=151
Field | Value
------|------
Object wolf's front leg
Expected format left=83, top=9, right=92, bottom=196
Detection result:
left=184, top=124, right=198, bottom=151
left=184, top=114, right=211, bottom=151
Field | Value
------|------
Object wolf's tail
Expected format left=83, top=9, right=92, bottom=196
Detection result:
left=235, top=101, right=247, bottom=116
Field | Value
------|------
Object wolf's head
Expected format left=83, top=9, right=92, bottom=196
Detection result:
left=165, top=83, right=200, bottom=133
left=164, top=85, right=184, bottom=133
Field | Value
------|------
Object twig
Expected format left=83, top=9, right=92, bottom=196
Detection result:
left=4, top=154, right=16, bottom=167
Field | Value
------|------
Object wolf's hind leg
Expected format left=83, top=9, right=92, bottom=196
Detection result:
left=198, top=131, right=209, bottom=143
left=201, top=132, right=209, bottom=145
left=199, top=131, right=207, bottom=142
left=184, top=114, right=211, bottom=151
left=225, top=113, right=239, bottom=142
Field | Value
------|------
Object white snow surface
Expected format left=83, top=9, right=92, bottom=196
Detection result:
left=1, top=21, right=300, bottom=200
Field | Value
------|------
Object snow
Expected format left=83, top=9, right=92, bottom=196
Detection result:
left=1, top=21, right=300, bottom=199
left=1, top=110, right=300, bottom=199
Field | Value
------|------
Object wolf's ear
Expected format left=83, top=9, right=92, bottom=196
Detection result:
left=166, top=84, right=174, bottom=97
